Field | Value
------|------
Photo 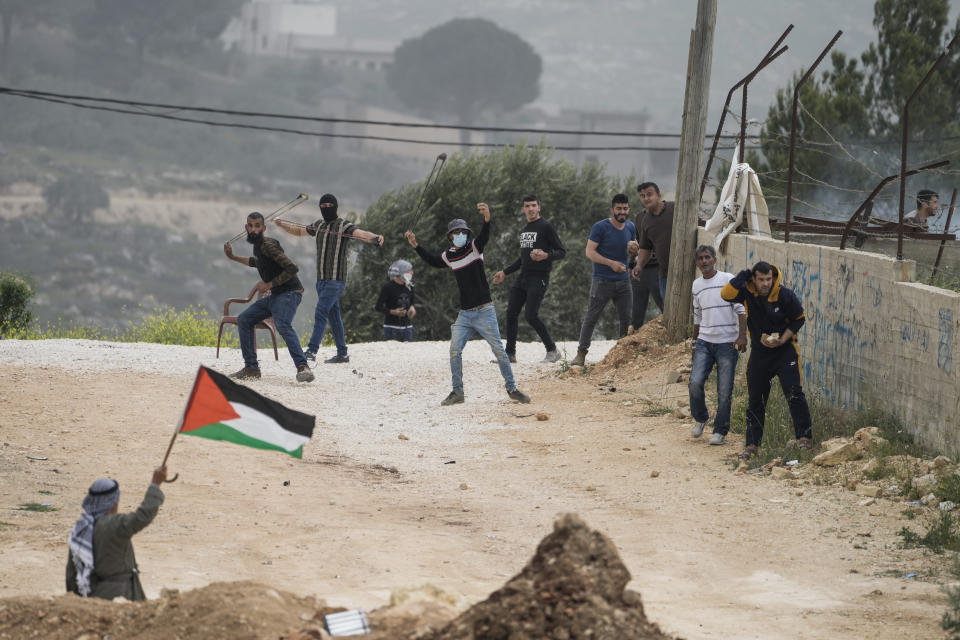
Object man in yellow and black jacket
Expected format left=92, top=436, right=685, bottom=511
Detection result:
left=721, top=261, right=813, bottom=459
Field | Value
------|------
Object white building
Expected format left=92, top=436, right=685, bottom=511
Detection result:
left=222, top=0, right=393, bottom=71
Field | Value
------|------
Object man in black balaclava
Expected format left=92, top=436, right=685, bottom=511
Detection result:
left=275, top=194, right=383, bottom=364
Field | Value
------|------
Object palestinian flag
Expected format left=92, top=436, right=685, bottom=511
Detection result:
left=179, top=366, right=315, bottom=458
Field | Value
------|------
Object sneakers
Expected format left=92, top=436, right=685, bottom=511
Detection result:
left=738, top=444, right=759, bottom=460
left=507, top=388, right=531, bottom=403
left=296, top=365, right=315, bottom=383
left=691, top=421, right=706, bottom=438
left=324, top=354, right=350, bottom=364
left=570, top=349, right=587, bottom=367
left=441, top=390, right=465, bottom=406
left=304, top=350, right=317, bottom=363
left=710, top=432, right=726, bottom=446
left=541, top=349, right=560, bottom=363
left=230, top=367, right=261, bottom=380
left=798, top=437, right=815, bottom=451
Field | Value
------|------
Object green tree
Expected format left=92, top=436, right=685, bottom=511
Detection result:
left=861, top=0, right=960, bottom=139
left=387, top=18, right=542, bottom=148
left=754, top=0, right=960, bottom=220
left=42, top=172, right=110, bottom=224
left=754, top=50, right=875, bottom=217
left=0, top=270, right=34, bottom=336
left=340, top=144, right=635, bottom=345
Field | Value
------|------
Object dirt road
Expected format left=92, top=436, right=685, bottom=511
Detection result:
left=0, top=336, right=946, bottom=639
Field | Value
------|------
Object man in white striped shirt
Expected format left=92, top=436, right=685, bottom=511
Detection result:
left=689, top=245, right=747, bottom=445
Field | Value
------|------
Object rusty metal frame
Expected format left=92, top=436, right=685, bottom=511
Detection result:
left=783, top=30, right=843, bottom=243
left=897, top=31, right=960, bottom=260
left=932, top=188, right=958, bottom=277
left=839, top=160, right=949, bottom=249
left=699, top=24, right=793, bottom=200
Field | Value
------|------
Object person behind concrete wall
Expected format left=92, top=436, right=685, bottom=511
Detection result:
left=375, top=259, right=416, bottom=342
left=492, top=194, right=567, bottom=364
left=904, top=189, right=939, bottom=232
left=628, top=202, right=664, bottom=330
left=405, top=203, right=531, bottom=406
left=721, top=261, right=814, bottom=460
left=66, top=466, right=168, bottom=601
left=223, top=211, right=314, bottom=383
left=570, top=194, right=638, bottom=367
left=274, top=193, right=384, bottom=364
left=688, top=245, right=746, bottom=446
left=631, top=182, right=674, bottom=302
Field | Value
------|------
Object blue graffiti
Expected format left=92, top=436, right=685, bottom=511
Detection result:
left=901, top=323, right=930, bottom=351
left=938, top=308, right=954, bottom=372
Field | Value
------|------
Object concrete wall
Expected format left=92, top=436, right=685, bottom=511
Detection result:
left=701, top=230, right=960, bottom=454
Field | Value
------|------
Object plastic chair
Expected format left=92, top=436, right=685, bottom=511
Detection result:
left=216, top=285, right=279, bottom=360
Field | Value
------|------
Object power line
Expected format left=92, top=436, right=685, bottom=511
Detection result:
left=0, top=85, right=739, bottom=140
left=1, top=89, right=750, bottom=152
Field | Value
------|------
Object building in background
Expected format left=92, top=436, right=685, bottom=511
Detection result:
left=221, top=0, right=394, bottom=71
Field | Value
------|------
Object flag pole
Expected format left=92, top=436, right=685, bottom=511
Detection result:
left=160, top=365, right=205, bottom=482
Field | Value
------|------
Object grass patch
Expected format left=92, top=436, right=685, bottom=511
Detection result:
left=38, top=490, right=55, bottom=495
left=17, top=502, right=57, bottom=512
left=727, top=378, right=931, bottom=469
left=8, top=305, right=241, bottom=348
left=937, top=475, right=960, bottom=505
left=0, top=521, right=15, bottom=527
left=942, top=555, right=960, bottom=638
left=639, top=403, right=674, bottom=417
left=899, top=512, right=960, bottom=553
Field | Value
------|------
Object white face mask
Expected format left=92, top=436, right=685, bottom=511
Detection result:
left=402, top=272, right=413, bottom=285
left=452, top=232, right=468, bottom=248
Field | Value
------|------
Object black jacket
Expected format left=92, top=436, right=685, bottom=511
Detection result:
left=721, top=264, right=805, bottom=351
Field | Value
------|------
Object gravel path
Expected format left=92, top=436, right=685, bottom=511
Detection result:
left=0, top=337, right=614, bottom=471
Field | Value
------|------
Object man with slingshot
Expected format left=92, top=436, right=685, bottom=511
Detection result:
left=223, top=211, right=315, bottom=382
left=275, top=193, right=384, bottom=364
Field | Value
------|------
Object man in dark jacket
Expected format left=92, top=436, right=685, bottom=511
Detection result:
left=721, top=261, right=814, bottom=459
left=223, top=211, right=314, bottom=382
left=492, top=194, right=566, bottom=363
left=67, top=467, right=167, bottom=601
left=375, top=259, right=416, bottom=342
left=405, top=203, right=531, bottom=406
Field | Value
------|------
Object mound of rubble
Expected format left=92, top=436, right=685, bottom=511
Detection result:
left=0, top=581, right=336, bottom=640
left=420, top=513, right=677, bottom=640
left=0, top=516, right=675, bottom=640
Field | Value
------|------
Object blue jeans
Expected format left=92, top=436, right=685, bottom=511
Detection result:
left=308, top=279, right=347, bottom=356
left=449, top=304, right=516, bottom=393
left=384, top=326, right=414, bottom=342
left=238, top=291, right=307, bottom=369
left=688, top=339, right=739, bottom=435
left=659, top=274, right=668, bottom=302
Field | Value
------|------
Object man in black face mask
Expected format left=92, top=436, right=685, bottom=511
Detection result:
left=275, top=194, right=383, bottom=364
left=223, top=212, right=314, bottom=382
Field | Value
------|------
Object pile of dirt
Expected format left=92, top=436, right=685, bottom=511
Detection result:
left=590, top=318, right=690, bottom=380
left=0, top=517, right=675, bottom=640
left=420, top=513, right=677, bottom=640
left=0, top=581, right=336, bottom=640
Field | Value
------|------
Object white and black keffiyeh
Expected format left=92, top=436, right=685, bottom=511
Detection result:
left=68, top=478, right=119, bottom=596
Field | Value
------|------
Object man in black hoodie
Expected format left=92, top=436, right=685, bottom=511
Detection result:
left=492, top=195, right=566, bottom=363
left=405, top=203, right=531, bottom=406
left=721, top=261, right=813, bottom=459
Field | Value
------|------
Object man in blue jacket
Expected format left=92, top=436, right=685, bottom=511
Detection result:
left=721, top=261, right=814, bottom=460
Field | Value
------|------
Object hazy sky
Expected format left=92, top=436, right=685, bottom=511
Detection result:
left=330, top=0, right=960, bottom=133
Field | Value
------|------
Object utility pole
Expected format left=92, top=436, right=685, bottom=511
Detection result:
left=664, top=0, right=717, bottom=343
